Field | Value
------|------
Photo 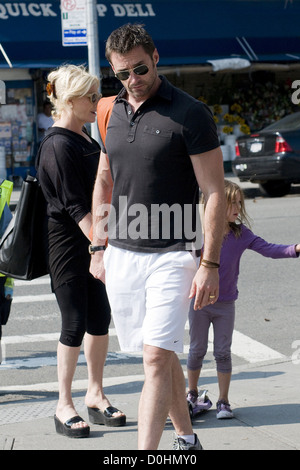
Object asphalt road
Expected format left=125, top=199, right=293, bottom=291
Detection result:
left=1, top=177, right=300, bottom=404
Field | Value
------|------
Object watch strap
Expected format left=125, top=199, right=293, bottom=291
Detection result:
left=89, top=244, right=106, bottom=254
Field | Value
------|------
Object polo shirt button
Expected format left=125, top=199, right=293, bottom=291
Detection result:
left=156, top=129, right=160, bottom=134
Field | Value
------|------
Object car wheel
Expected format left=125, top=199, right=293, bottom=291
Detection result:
left=259, top=181, right=291, bottom=197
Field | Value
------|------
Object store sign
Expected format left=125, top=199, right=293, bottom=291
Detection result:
left=0, top=80, right=5, bottom=104
left=0, top=3, right=156, bottom=20
left=1, top=1, right=300, bottom=69
left=61, top=0, right=87, bottom=47
left=97, top=3, right=155, bottom=17
left=0, top=3, right=57, bottom=19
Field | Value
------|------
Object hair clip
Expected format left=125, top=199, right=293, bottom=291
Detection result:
left=46, top=82, right=56, bottom=98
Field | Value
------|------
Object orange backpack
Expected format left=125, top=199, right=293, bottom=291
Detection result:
left=97, top=95, right=116, bottom=144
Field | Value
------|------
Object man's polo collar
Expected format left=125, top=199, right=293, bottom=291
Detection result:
left=156, top=75, right=173, bottom=101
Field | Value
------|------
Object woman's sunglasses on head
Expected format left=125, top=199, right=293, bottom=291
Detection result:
left=114, top=64, right=149, bottom=81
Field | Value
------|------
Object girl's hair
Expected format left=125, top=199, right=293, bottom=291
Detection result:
left=47, top=64, right=100, bottom=120
left=224, top=179, right=251, bottom=236
left=200, top=179, right=251, bottom=237
left=105, top=23, right=156, bottom=62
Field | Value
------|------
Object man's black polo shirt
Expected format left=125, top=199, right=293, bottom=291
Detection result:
left=100, top=76, right=220, bottom=253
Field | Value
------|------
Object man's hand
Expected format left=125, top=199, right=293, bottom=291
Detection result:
left=189, top=265, right=219, bottom=310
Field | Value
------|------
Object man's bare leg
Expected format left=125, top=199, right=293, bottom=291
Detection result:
left=138, top=345, right=172, bottom=449
left=138, top=345, right=193, bottom=450
left=168, top=354, right=193, bottom=436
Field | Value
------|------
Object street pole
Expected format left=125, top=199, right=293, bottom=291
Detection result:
left=86, top=0, right=101, bottom=142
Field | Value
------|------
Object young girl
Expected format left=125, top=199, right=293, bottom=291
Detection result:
left=187, top=179, right=300, bottom=419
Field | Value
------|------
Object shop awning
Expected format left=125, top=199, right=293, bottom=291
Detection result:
left=0, top=0, right=300, bottom=69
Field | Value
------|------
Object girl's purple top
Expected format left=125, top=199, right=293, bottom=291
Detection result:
left=218, top=224, right=298, bottom=302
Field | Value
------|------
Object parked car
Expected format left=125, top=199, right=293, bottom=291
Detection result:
left=232, top=112, right=300, bottom=197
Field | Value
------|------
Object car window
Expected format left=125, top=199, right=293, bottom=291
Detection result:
left=263, top=112, right=300, bottom=131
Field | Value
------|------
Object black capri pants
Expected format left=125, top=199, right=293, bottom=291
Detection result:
left=54, top=274, right=111, bottom=347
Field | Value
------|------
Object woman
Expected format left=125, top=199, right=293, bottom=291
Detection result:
left=37, top=64, right=125, bottom=438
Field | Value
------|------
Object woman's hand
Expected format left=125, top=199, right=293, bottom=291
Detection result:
left=89, top=251, right=106, bottom=284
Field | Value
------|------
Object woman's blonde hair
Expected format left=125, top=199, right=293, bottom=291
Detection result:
left=47, top=64, right=100, bottom=119
left=200, top=179, right=251, bottom=237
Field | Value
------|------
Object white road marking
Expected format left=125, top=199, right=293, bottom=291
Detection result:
left=2, top=277, right=284, bottom=372
left=1, top=325, right=284, bottom=370
left=14, top=278, right=51, bottom=287
left=183, top=325, right=284, bottom=362
left=231, top=330, right=284, bottom=363
left=9, top=277, right=54, bottom=303
left=12, top=294, right=56, bottom=303
left=2, top=330, right=116, bottom=345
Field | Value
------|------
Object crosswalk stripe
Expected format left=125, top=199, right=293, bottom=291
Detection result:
left=12, top=293, right=56, bottom=303
left=2, top=330, right=117, bottom=345
left=2, top=332, right=60, bottom=344
left=1, top=326, right=284, bottom=370
left=183, top=326, right=284, bottom=362
left=231, top=330, right=284, bottom=362
left=4, top=277, right=285, bottom=369
left=14, top=278, right=51, bottom=286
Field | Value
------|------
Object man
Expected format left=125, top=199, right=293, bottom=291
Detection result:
left=90, top=24, right=225, bottom=450
left=37, top=101, right=54, bottom=141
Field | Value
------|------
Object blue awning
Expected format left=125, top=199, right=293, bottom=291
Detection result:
left=0, top=0, right=300, bottom=69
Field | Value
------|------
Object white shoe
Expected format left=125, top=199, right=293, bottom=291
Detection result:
left=172, top=433, right=203, bottom=450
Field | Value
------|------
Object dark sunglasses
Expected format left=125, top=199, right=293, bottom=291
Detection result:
left=114, top=64, right=149, bottom=81
left=85, top=92, right=101, bottom=104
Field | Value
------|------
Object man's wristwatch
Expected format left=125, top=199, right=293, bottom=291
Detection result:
left=88, top=244, right=106, bottom=255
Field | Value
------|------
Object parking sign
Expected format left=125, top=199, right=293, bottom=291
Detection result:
left=61, top=0, right=87, bottom=46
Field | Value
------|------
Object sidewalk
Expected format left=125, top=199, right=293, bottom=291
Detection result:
left=1, top=358, right=299, bottom=451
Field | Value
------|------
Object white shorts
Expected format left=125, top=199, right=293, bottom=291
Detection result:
left=104, top=245, right=199, bottom=353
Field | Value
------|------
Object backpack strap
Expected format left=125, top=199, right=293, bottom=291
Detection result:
left=97, top=95, right=117, bottom=145
left=88, top=96, right=116, bottom=242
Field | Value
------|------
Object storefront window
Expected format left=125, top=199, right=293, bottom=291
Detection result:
left=0, top=80, right=35, bottom=180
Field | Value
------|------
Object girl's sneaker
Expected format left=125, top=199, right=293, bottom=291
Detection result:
left=187, top=389, right=212, bottom=419
left=216, top=400, right=234, bottom=419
